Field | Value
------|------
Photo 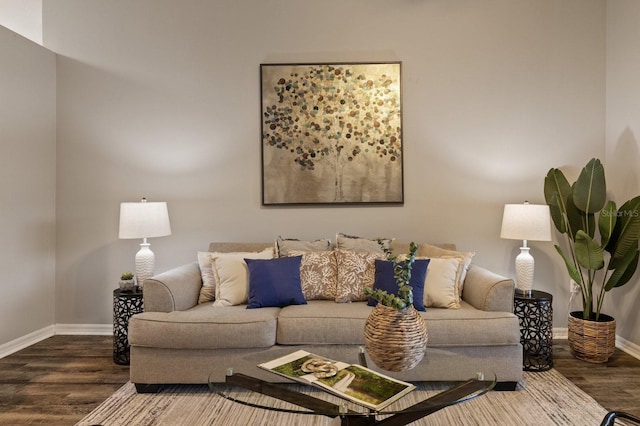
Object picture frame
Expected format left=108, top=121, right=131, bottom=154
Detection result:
left=260, top=62, right=403, bottom=205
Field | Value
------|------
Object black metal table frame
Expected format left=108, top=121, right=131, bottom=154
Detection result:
left=514, top=290, right=553, bottom=372
left=217, top=372, right=495, bottom=426
left=113, top=287, right=144, bottom=365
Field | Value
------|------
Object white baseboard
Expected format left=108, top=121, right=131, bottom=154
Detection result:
left=0, top=325, right=55, bottom=359
left=55, top=323, right=112, bottom=335
left=553, top=327, right=568, bottom=339
left=616, top=335, right=640, bottom=360
left=0, top=324, right=113, bottom=359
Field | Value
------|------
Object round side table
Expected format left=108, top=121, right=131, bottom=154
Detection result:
left=514, top=290, right=553, bottom=372
left=113, top=287, right=144, bottom=365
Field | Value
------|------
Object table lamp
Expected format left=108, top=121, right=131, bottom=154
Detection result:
left=119, top=198, right=171, bottom=287
left=500, top=202, right=551, bottom=294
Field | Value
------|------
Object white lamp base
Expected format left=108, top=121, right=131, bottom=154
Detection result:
left=515, top=246, right=534, bottom=294
left=135, top=243, right=155, bottom=287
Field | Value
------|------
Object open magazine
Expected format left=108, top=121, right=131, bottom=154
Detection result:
left=258, top=350, right=415, bottom=411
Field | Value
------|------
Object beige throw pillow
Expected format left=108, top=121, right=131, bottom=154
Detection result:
left=335, top=233, right=391, bottom=253
left=418, top=243, right=474, bottom=296
left=211, top=248, right=274, bottom=306
left=276, top=237, right=332, bottom=257
left=422, top=257, right=462, bottom=309
left=288, top=250, right=337, bottom=300
left=197, top=251, right=217, bottom=304
left=334, top=249, right=385, bottom=302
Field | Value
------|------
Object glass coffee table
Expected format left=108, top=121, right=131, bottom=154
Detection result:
left=208, top=356, right=496, bottom=426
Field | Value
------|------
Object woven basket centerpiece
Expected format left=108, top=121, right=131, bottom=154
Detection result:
left=364, top=303, right=428, bottom=372
left=567, top=311, right=616, bottom=364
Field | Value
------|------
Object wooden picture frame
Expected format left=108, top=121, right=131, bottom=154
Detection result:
left=261, top=62, right=403, bottom=205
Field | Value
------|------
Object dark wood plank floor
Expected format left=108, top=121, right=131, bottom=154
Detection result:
left=0, top=335, right=638, bottom=425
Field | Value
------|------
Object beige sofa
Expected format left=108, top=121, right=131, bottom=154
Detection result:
left=128, top=242, right=523, bottom=392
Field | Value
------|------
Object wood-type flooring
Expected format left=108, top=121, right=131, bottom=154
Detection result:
left=0, top=335, right=638, bottom=425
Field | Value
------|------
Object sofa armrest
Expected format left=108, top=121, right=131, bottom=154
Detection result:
left=462, top=264, right=515, bottom=312
left=143, top=262, right=202, bottom=312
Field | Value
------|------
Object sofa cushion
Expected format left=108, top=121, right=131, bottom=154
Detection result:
left=367, top=259, right=429, bottom=311
left=276, top=300, right=520, bottom=347
left=421, top=301, right=521, bottom=347
left=128, top=303, right=279, bottom=349
left=277, top=300, right=372, bottom=345
left=245, top=256, right=306, bottom=308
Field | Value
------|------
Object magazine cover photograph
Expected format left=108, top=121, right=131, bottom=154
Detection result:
left=258, top=350, right=415, bottom=411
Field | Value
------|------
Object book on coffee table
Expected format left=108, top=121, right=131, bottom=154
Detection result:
left=258, top=349, right=415, bottom=411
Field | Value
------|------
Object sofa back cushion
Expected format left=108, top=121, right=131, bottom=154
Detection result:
left=209, top=242, right=274, bottom=253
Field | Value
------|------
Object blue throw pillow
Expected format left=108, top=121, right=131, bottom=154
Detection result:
left=367, top=259, right=430, bottom=311
left=245, top=256, right=307, bottom=309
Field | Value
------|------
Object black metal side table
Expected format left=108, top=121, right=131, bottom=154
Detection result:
left=514, top=290, right=553, bottom=371
left=113, top=287, right=143, bottom=365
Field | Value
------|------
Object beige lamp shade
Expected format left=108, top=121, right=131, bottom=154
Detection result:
left=500, top=203, right=552, bottom=242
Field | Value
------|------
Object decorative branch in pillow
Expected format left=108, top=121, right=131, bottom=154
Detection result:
left=364, top=240, right=418, bottom=310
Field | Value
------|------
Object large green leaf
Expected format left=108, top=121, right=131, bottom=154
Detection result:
left=548, top=198, right=567, bottom=234
left=581, top=212, right=596, bottom=239
left=573, top=158, right=607, bottom=214
left=544, top=169, right=572, bottom=233
left=575, top=230, right=604, bottom=270
left=566, top=193, right=585, bottom=241
left=598, top=201, right=617, bottom=249
left=607, top=195, right=640, bottom=263
left=605, top=248, right=639, bottom=291
left=555, top=245, right=582, bottom=285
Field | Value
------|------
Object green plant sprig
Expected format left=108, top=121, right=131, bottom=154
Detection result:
left=364, top=240, right=418, bottom=310
left=120, top=272, right=134, bottom=281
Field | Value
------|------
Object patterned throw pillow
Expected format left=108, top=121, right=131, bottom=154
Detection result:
left=288, top=250, right=337, bottom=300
left=334, top=249, right=385, bottom=303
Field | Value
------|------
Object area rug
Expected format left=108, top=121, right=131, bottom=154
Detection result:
left=77, top=369, right=611, bottom=425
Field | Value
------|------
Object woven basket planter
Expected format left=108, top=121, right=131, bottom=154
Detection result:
left=364, top=304, right=428, bottom=372
left=568, top=311, right=616, bottom=363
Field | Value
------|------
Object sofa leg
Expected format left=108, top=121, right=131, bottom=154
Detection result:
left=494, top=381, right=518, bottom=391
left=134, top=383, right=161, bottom=393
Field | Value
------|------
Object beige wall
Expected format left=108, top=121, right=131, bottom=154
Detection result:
left=42, top=1, right=611, bottom=335
left=0, top=26, right=56, bottom=345
left=0, top=0, right=43, bottom=44
left=606, top=0, right=640, bottom=345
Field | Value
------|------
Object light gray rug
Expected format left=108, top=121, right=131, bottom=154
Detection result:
left=77, top=369, right=612, bottom=425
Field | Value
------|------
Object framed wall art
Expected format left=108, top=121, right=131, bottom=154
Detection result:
left=260, top=62, right=403, bottom=205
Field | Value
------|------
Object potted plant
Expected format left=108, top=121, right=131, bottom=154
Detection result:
left=363, top=241, right=428, bottom=371
left=544, top=158, right=640, bottom=362
left=119, top=272, right=136, bottom=292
